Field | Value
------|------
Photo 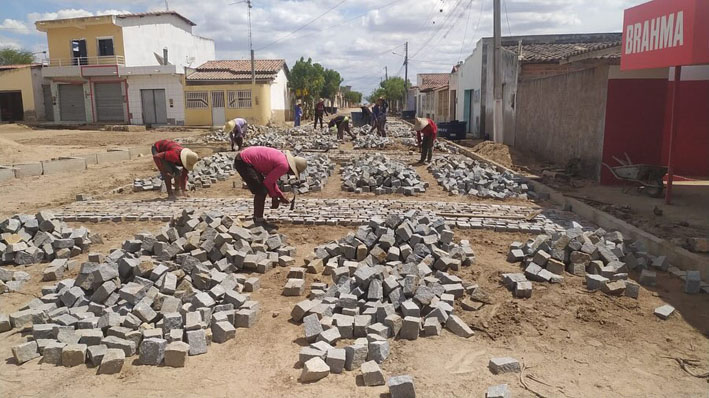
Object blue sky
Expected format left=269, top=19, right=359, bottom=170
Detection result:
left=0, top=0, right=639, bottom=95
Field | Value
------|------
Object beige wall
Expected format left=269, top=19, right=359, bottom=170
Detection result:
left=184, top=82, right=272, bottom=126
left=40, top=17, right=124, bottom=65
left=0, top=67, right=38, bottom=120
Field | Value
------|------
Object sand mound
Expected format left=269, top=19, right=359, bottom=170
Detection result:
left=471, top=141, right=513, bottom=168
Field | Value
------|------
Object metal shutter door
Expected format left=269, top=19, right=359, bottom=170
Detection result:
left=153, top=89, right=167, bottom=124
left=95, top=82, right=124, bottom=122
left=59, top=84, right=86, bottom=121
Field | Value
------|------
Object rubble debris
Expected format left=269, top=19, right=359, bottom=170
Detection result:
left=428, top=157, right=532, bottom=199
left=0, top=212, right=94, bottom=272
left=341, top=155, right=427, bottom=195
left=279, top=153, right=334, bottom=194
left=5, top=210, right=292, bottom=373
left=290, top=212, right=476, bottom=384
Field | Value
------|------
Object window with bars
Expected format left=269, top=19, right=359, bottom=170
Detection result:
left=228, top=90, right=252, bottom=109
left=185, top=91, right=208, bottom=109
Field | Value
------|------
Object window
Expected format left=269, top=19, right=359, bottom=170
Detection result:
left=186, top=91, right=208, bottom=109
left=98, top=38, right=114, bottom=56
left=228, top=90, right=252, bottom=109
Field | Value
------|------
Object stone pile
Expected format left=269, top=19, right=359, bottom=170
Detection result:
left=0, top=211, right=94, bottom=271
left=428, top=157, right=531, bottom=199
left=290, top=212, right=477, bottom=385
left=341, top=156, right=427, bottom=195
left=247, top=127, right=339, bottom=151
left=353, top=135, right=391, bottom=149
left=134, top=152, right=236, bottom=192
left=386, top=122, right=415, bottom=138
left=5, top=210, right=295, bottom=372
left=279, top=154, right=334, bottom=194
left=399, top=138, right=457, bottom=154
left=505, top=227, right=707, bottom=298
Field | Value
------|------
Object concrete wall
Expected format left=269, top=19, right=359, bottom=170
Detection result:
left=127, top=74, right=184, bottom=125
left=482, top=42, right=519, bottom=145
left=184, top=82, right=272, bottom=126
left=269, top=69, right=289, bottom=123
left=515, top=65, right=610, bottom=179
left=0, top=67, right=37, bottom=121
left=456, top=41, right=484, bottom=136
left=120, top=17, right=215, bottom=73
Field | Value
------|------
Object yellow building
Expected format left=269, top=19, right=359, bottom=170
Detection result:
left=0, top=64, right=45, bottom=122
left=184, top=60, right=290, bottom=126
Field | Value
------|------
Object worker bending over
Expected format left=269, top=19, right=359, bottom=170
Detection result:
left=329, top=115, right=355, bottom=140
left=152, top=139, right=199, bottom=200
left=414, top=117, right=438, bottom=164
left=233, top=146, right=307, bottom=229
left=225, top=117, right=248, bottom=151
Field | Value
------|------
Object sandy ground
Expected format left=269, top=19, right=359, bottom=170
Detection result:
left=1, top=226, right=707, bottom=398
left=0, top=125, right=708, bottom=397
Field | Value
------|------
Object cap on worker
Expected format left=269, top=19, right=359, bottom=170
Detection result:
left=180, top=148, right=199, bottom=171
left=284, top=150, right=307, bottom=179
left=414, top=117, right=430, bottom=131
left=223, top=119, right=235, bottom=133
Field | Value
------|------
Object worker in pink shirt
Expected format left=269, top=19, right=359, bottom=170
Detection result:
left=233, top=146, right=307, bottom=228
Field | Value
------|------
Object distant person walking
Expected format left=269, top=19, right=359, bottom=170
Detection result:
left=151, top=139, right=199, bottom=200
left=294, top=101, right=303, bottom=127
left=233, top=146, right=307, bottom=229
left=314, top=98, right=328, bottom=130
left=224, top=117, right=248, bottom=151
left=414, top=117, right=437, bottom=164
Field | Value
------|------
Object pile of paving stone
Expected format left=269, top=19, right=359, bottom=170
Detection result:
left=386, top=122, right=415, bottom=138
left=505, top=226, right=707, bottom=298
left=0, top=211, right=94, bottom=270
left=288, top=212, right=477, bottom=385
left=353, top=135, right=391, bottom=149
left=279, top=154, right=334, bottom=194
left=247, top=128, right=339, bottom=151
left=341, top=155, right=427, bottom=195
left=399, top=138, right=457, bottom=154
left=4, top=210, right=296, bottom=372
left=134, top=152, right=236, bottom=192
left=428, top=157, right=531, bottom=199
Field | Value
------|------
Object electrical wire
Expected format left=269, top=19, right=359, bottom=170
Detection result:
left=503, top=0, right=512, bottom=36
left=409, top=0, right=465, bottom=60
left=256, top=0, right=348, bottom=50
left=457, top=0, right=475, bottom=62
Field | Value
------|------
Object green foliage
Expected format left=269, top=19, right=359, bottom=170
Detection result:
left=288, top=57, right=325, bottom=117
left=367, top=77, right=411, bottom=104
left=0, top=48, right=34, bottom=65
left=320, top=69, right=343, bottom=101
left=344, top=90, right=363, bottom=104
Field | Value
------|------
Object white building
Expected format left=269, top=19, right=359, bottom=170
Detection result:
left=35, top=11, right=215, bottom=125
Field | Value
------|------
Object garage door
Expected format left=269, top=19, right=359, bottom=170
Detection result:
left=59, top=84, right=86, bottom=121
left=94, top=82, right=125, bottom=122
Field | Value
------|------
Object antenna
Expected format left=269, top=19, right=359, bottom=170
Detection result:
left=164, top=0, right=169, bottom=11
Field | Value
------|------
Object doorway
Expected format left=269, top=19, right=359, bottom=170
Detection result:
left=141, top=89, right=167, bottom=126
left=71, top=39, right=87, bottom=65
left=211, top=91, right=225, bottom=126
left=0, top=91, right=24, bottom=122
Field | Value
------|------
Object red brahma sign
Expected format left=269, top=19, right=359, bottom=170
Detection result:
left=621, top=0, right=709, bottom=70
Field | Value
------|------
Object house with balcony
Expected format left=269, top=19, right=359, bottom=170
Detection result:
left=183, top=59, right=290, bottom=126
left=35, top=11, right=214, bottom=125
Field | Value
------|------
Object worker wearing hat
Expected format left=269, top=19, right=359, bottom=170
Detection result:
left=152, top=139, right=199, bottom=200
left=328, top=115, right=355, bottom=141
left=414, top=117, right=438, bottom=164
left=224, top=117, right=248, bottom=151
left=233, top=146, right=307, bottom=228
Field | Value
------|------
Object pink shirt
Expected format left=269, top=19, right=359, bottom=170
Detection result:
left=240, top=146, right=290, bottom=199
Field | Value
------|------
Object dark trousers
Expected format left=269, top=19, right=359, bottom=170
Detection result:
left=234, top=154, right=268, bottom=219
left=314, top=112, right=324, bottom=129
left=337, top=123, right=355, bottom=140
left=419, top=135, right=433, bottom=163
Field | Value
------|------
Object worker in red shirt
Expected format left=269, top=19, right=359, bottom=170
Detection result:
left=151, top=139, right=199, bottom=200
left=233, top=146, right=307, bottom=228
left=414, top=117, right=437, bottom=164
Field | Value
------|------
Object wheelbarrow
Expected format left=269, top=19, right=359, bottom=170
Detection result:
left=602, top=154, right=667, bottom=198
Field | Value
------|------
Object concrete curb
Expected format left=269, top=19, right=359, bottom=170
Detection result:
left=41, top=157, right=87, bottom=175
left=0, top=166, right=17, bottom=182
left=446, top=140, right=708, bottom=282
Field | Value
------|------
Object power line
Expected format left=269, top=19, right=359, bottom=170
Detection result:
left=503, top=0, right=512, bottom=36
left=409, top=0, right=465, bottom=60
left=458, top=0, right=475, bottom=62
left=257, top=0, right=348, bottom=51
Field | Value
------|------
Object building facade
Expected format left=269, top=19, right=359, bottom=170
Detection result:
left=415, top=73, right=449, bottom=122
left=35, top=11, right=215, bottom=125
left=184, top=60, right=290, bottom=126
left=0, top=64, right=44, bottom=122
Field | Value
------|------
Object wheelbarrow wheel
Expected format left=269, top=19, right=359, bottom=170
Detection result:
left=645, top=178, right=664, bottom=198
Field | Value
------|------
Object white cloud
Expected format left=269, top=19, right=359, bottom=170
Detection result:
left=0, top=19, right=31, bottom=35
left=0, top=35, right=23, bottom=50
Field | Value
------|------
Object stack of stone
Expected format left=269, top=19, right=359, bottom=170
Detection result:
left=503, top=227, right=702, bottom=298
left=341, top=155, right=427, bottom=195
left=0, top=211, right=94, bottom=269
left=399, top=138, right=457, bottom=154
left=189, top=152, right=236, bottom=189
left=279, top=154, right=334, bottom=194
left=353, top=135, right=391, bottom=149
left=386, top=122, right=415, bottom=138
left=247, top=131, right=289, bottom=149
left=5, top=210, right=294, bottom=372
left=428, top=157, right=531, bottom=199
left=247, top=127, right=339, bottom=151
left=132, top=177, right=164, bottom=192
left=292, top=212, right=477, bottom=384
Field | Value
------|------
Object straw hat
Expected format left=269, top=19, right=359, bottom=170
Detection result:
left=284, top=150, right=307, bottom=179
left=223, top=119, right=235, bottom=133
left=414, top=117, right=430, bottom=131
left=180, top=148, right=199, bottom=171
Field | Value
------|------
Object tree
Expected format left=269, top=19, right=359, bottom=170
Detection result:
left=288, top=57, right=325, bottom=118
left=366, top=88, right=385, bottom=103
left=0, top=48, right=34, bottom=65
left=367, top=77, right=411, bottom=109
left=344, top=90, right=362, bottom=105
left=320, top=69, right=343, bottom=102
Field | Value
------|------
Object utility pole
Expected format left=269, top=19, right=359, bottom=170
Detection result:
left=247, top=0, right=255, bottom=85
left=493, top=0, right=503, bottom=143
left=165, top=0, right=169, bottom=11
left=384, top=66, right=388, bottom=81
left=404, top=41, right=409, bottom=111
